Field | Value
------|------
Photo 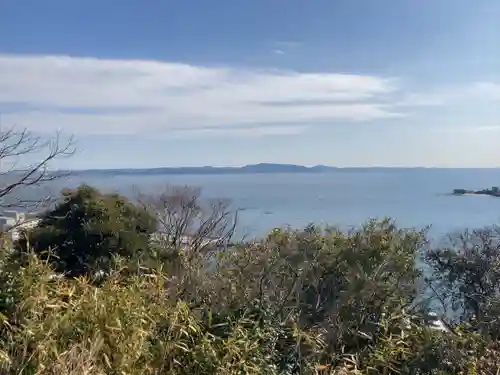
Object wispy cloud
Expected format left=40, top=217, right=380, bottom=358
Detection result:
left=474, top=125, right=500, bottom=132
left=0, top=54, right=403, bottom=136
left=271, top=41, right=302, bottom=55
left=1, top=54, right=497, bottom=137
left=435, top=124, right=500, bottom=133
left=169, top=124, right=309, bottom=138
left=396, top=82, right=500, bottom=108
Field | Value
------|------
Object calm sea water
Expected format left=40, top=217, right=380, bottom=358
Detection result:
left=35, top=168, right=500, bottom=240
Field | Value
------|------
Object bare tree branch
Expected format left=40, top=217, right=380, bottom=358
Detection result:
left=135, top=185, right=238, bottom=256
left=0, top=126, right=75, bottom=211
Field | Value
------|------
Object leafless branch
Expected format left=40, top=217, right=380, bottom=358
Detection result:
left=135, top=185, right=238, bottom=256
left=0, top=126, right=75, bottom=211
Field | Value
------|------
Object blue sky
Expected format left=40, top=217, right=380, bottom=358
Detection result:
left=1, top=0, right=499, bottom=168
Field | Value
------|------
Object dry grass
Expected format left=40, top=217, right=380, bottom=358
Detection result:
left=0, top=254, right=322, bottom=375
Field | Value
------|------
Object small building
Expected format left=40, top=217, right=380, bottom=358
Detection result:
left=150, top=232, right=223, bottom=250
left=0, top=210, right=40, bottom=246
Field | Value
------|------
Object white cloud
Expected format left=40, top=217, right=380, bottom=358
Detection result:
left=393, top=93, right=446, bottom=107
left=0, top=54, right=403, bottom=136
left=170, top=125, right=310, bottom=138
left=396, top=82, right=500, bottom=108
left=3, top=54, right=497, bottom=138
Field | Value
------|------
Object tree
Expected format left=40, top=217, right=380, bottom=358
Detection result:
left=0, top=125, right=74, bottom=210
left=180, top=218, right=427, bottom=364
left=135, top=185, right=237, bottom=264
left=23, top=185, right=157, bottom=277
left=425, top=225, right=500, bottom=339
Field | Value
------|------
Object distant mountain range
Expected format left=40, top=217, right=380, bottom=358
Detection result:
left=71, top=164, right=332, bottom=176
left=70, top=164, right=429, bottom=176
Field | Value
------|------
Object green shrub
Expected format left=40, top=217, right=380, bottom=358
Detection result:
left=3, top=197, right=500, bottom=374
left=0, top=252, right=324, bottom=375
left=22, top=185, right=157, bottom=277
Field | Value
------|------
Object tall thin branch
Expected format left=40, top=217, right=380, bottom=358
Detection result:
left=0, top=125, right=75, bottom=211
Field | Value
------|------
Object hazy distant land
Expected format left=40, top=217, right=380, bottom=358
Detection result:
left=69, top=164, right=336, bottom=176
left=69, top=163, right=432, bottom=176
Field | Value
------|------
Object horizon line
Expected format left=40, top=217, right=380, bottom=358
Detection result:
left=62, top=164, right=500, bottom=172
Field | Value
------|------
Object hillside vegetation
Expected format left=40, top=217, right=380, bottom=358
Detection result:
left=2, top=185, right=500, bottom=374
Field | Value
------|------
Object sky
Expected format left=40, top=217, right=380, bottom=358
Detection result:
left=0, top=0, right=499, bottom=169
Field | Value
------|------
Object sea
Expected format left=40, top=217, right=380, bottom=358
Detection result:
left=26, top=168, right=500, bottom=242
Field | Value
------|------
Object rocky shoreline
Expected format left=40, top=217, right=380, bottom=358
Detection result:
left=453, top=186, right=500, bottom=197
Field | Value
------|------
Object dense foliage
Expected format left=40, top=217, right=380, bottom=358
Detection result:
left=1, top=185, right=500, bottom=374
left=18, top=185, right=157, bottom=277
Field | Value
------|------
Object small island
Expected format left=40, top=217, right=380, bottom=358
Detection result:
left=453, top=186, right=500, bottom=197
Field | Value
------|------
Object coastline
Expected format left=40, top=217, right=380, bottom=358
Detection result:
left=452, top=186, right=500, bottom=197
left=454, top=193, right=497, bottom=197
